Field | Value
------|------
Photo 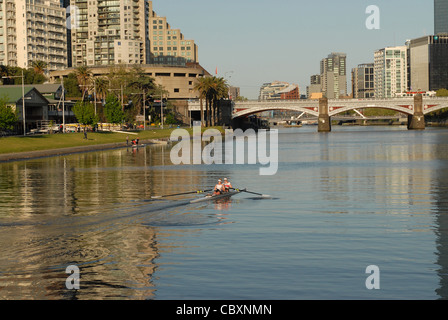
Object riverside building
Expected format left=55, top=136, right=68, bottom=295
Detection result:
left=351, top=63, right=374, bottom=98
left=374, top=46, right=408, bottom=98
left=320, top=53, right=347, bottom=99
left=408, top=35, right=448, bottom=92
left=68, top=0, right=198, bottom=67
left=0, top=0, right=67, bottom=71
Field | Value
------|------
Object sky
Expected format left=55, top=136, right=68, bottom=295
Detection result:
left=153, top=0, right=434, bottom=99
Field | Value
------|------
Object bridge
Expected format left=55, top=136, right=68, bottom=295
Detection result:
left=188, top=95, right=448, bottom=131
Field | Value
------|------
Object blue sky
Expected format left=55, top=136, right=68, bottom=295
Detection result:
left=154, top=0, right=434, bottom=99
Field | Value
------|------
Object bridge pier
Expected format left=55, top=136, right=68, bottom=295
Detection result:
left=407, top=94, right=425, bottom=130
left=318, top=98, right=331, bottom=132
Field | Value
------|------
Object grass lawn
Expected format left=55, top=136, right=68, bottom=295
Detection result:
left=0, top=126, right=224, bottom=155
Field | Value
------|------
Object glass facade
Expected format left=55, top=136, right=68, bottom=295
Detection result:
left=435, top=0, right=448, bottom=34
left=429, top=36, right=448, bottom=90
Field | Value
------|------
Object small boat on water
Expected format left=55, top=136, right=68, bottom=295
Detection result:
left=131, top=144, right=146, bottom=148
left=190, top=189, right=244, bottom=204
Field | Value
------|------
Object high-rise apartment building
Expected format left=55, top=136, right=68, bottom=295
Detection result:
left=408, top=35, right=448, bottom=91
left=320, top=53, right=347, bottom=99
left=148, top=10, right=198, bottom=65
left=351, top=63, right=374, bottom=98
left=435, top=0, right=448, bottom=35
left=0, top=0, right=67, bottom=71
left=374, top=46, right=408, bottom=98
left=70, top=0, right=150, bottom=67
left=68, top=0, right=198, bottom=67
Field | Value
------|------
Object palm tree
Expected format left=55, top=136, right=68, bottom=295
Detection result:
left=194, top=77, right=209, bottom=127
left=30, top=60, right=47, bottom=75
left=194, top=76, right=229, bottom=126
left=74, top=66, right=92, bottom=100
left=210, top=77, right=229, bottom=125
left=93, top=77, right=109, bottom=103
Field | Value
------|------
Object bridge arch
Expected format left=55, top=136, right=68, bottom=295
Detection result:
left=232, top=105, right=319, bottom=119
left=328, top=104, right=414, bottom=117
left=423, top=102, right=448, bottom=115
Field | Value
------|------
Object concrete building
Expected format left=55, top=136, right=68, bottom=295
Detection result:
left=0, top=0, right=67, bottom=71
left=351, top=63, right=374, bottom=98
left=408, top=35, right=448, bottom=92
left=69, top=0, right=150, bottom=67
left=306, top=74, right=322, bottom=99
left=49, top=62, right=211, bottom=101
left=320, top=53, right=347, bottom=99
left=68, top=0, right=198, bottom=67
left=278, top=84, right=300, bottom=100
left=148, top=10, right=198, bottom=65
left=258, top=81, right=292, bottom=101
left=435, top=0, right=448, bottom=35
left=374, top=46, right=408, bottom=98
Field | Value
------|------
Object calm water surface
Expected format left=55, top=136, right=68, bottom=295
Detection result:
left=1, top=125, right=448, bottom=300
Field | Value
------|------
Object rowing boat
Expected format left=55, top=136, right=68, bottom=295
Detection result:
left=190, top=189, right=244, bottom=204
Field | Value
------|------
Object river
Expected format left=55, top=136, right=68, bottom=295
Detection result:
left=1, top=125, right=448, bottom=300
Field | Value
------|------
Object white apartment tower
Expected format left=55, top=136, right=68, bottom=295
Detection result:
left=0, top=0, right=67, bottom=71
left=69, top=0, right=198, bottom=67
left=70, top=0, right=150, bottom=67
left=374, top=46, right=408, bottom=98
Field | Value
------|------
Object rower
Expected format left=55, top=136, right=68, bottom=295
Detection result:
left=214, top=179, right=224, bottom=195
left=223, top=178, right=232, bottom=192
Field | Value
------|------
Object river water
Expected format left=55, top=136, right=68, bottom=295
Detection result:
left=1, top=125, right=448, bottom=300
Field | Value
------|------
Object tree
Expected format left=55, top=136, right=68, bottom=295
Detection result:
left=194, top=76, right=229, bottom=126
left=436, top=88, right=448, bottom=97
left=194, top=77, right=208, bottom=127
left=30, top=60, right=47, bottom=75
left=0, top=95, right=17, bottom=131
left=74, top=66, right=92, bottom=100
left=63, top=73, right=82, bottom=98
left=104, top=94, right=124, bottom=125
left=73, top=101, right=98, bottom=131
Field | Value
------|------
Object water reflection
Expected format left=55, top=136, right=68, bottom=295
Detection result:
left=433, top=131, right=448, bottom=300
left=0, top=144, right=232, bottom=299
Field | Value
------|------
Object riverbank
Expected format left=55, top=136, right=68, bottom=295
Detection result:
left=0, top=127, right=224, bottom=163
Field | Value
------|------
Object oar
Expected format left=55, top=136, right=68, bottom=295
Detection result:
left=151, top=189, right=213, bottom=199
left=231, top=188, right=271, bottom=198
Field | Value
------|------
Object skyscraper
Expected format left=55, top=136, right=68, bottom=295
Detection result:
left=435, top=0, right=448, bottom=35
left=408, top=35, right=448, bottom=91
left=0, top=0, right=67, bottom=71
left=320, top=53, right=347, bottom=99
left=374, top=46, right=408, bottom=98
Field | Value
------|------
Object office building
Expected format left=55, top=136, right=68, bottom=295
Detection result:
left=306, top=74, right=322, bottom=99
left=278, top=84, right=300, bottom=100
left=435, top=0, right=448, bottom=35
left=408, top=35, right=448, bottom=92
left=374, top=46, right=408, bottom=98
left=259, top=81, right=291, bottom=101
left=320, top=53, right=347, bottom=99
left=351, top=63, right=374, bottom=98
left=0, top=0, right=67, bottom=71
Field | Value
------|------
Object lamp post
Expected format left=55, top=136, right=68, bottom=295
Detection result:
left=3, top=70, right=26, bottom=135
